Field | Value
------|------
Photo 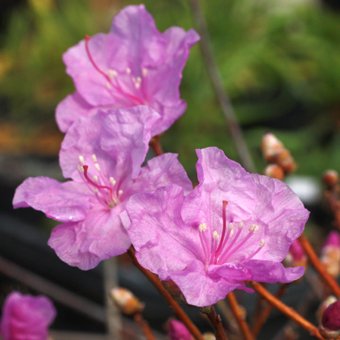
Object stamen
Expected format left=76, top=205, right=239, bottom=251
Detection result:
left=94, top=163, right=101, bottom=171
left=82, top=165, right=113, bottom=196
left=93, top=175, right=99, bottom=182
left=249, top=224, right=259, bottom=233
left=109, top=177, right=116, bottom=186
left=79, top=155, right=85, bottom=164
left=108, top=69, right=117, bottom=78
left=213, top=231, right=219, bottom=240
left=199, top=223, right=207, bottom=232
left=118, top=189, right=124, bottom=196
left=84, top=35, right=111, bottom=83
left=214, top=201, right=229, bottom=257
left=142, top=68, right=148, bottom=77
left=91, top=154, right=98, bottom=163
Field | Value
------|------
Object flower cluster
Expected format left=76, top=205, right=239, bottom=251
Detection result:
left=13, top=4, right=309, bottom=308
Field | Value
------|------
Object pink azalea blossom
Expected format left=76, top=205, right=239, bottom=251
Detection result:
left=13, top=106, right=191, bottom=270
left=168, top=319, right=192, bottom=340
left=0, top=292, right=56, bottom=340
left=57, top=5, right=199, bottom=135
left=321, top=231, right=340, bottom=277
left=123, top=147, right=309, bottom=306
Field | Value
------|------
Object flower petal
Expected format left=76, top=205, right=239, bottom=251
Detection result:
left=56, top=92, right=93, bottom=132
left=13, top=177, right=92, bottom=223
left=48, top=208, right=130, bottom=270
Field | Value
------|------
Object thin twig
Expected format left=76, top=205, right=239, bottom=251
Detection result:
left=252, top=284, right=288, bottom=337
left=189, top=0, right=255, bottom=171
left=127, top=248, right=203, bottom=340
left=134, top=312, right=156, bottom=340
left=149, top=135, right=164, bottom=156
left=299, top=234, right=340, bottom=297
left=205, top=306, right=228, bottom=340
left=250, top=282, right=323, bottom=339
left=226, top=292, right=254, bottom=340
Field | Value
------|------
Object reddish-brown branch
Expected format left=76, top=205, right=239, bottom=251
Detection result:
left=226, top=292, right=254, bottom=340
left=299, top=234, right=340, bottom=297
left=134, top=312, right=156, bottom=340
left=127, top=249, right=203, bottom=340
left=205, top=306, right=228, bottom=340
left=149, top=135, right=164, bottom=156
left=250, top=282, right=323, bottom=339
left=252, top=284, right=288, bottom=337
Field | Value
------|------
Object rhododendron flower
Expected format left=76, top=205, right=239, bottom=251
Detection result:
left=57, top=5, right=199, bottom=135
left=0, top=292, right=56, bottom=340
left=13, top=106, right=191, bottom=270
left=123, top=147, right=309, bottom=306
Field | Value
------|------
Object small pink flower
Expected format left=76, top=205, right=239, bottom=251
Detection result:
left=123, top=147, right=309, bottom=306
left=13, top=106, right=191, bottom=270
left=57, top=5, right=199, bottom=135
left=0, top=292, right=56, bottom=340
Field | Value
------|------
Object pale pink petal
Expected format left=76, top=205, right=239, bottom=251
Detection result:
left=13, top=177, right=92, bottom=223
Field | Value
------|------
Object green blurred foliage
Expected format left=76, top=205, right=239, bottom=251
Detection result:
left=0, top=0, right=339, bottom=176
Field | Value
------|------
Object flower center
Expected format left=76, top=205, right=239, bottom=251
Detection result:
left=198, top=200, right=265, bottom=266
left=84, top=35, right=146, bottom=105
left=78, top=154, right=122, bottom=208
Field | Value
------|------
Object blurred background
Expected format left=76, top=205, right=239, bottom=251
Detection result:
left=0, top=0, right=339, bottom=338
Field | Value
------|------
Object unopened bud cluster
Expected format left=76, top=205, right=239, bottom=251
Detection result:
left=110, top=287, right=144, bottom=316
left=261, top=133, right=296, bottom=179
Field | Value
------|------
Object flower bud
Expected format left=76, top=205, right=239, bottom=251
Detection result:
left=264, top=164, right=285, bottom=180
left=203, top=333, right=216, bottom=340
left=261, top=133, right=284, bottom=163
left=285, top=240, right=307, bottom=267
left=261, top=133, right=296, bottom=174
left=168, top=319, right=192, bottom=340
left=321, top=231, right=340, bottom=278
left=320, top=299, right=340, bottom=338
left=323, top=170, right=339, bottom=188
left=110, top=287, right=144, bottom=315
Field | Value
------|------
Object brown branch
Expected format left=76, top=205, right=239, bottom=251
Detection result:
left=226, top=292, right=254, bottom=340
left=252, top=284, right=288, bottom=337
left=127, top=248, right=203, bottom=340
left=205, top=306, right=228, bottom=340
left=149, top=135, right=164, bottom=156
left=250, top=282, right=323, bottom=339
left=134, top=312, right=156, bottom=340
left=189, top=0, right=255, bottom=172
left=299, top=234, right=340, bottom=297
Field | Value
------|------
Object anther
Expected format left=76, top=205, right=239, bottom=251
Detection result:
left=118, top=189, right=124, bottom=196
left=94, top=163, right=101, bottom=171
left=93, top=175, right=99, bottom=182
left=91, top=154, right=98, bottom=163
left=142, top=68, right=148, bottom=77
left=108, top=69, right=118, bottom=78
left=259, top=240, right=265, bottom=247
left=213, top=231, right=219, bottom=240
left=79, top=155, right=85, bottom=164
left=249, top=224, right=259, bottom=233
left=109, top=177, right=116, bottom=186
left=199, top=223, right=207, bottom=232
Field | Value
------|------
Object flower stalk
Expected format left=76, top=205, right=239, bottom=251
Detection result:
left=127, top=248, right=203, bottom=340
left=204, top=306, right=228, bottom=340
left=250, top=281, right=323, bottom=339
left=299, top=235, right=340, bottom=297
left=226, top=292, right=254, bottom=340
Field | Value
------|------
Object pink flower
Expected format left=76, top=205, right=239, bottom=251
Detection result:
left=123, top=147, right=309, bottom=306
left=0, top=292, right=56, bottom=340
left=57, top=5, right=199, bottom=135
left=13, top=106, right=191, bottom=270
left=168, top=319, right=192, bottom=340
